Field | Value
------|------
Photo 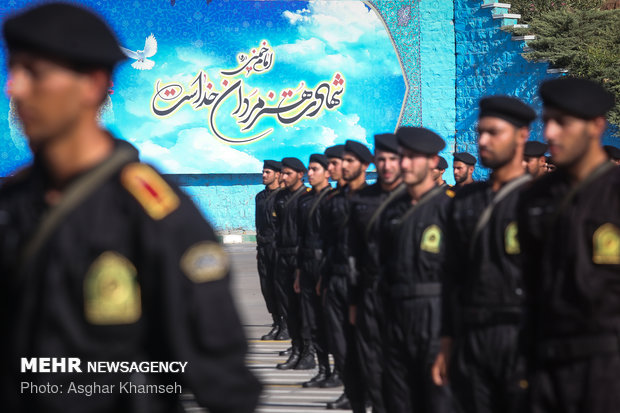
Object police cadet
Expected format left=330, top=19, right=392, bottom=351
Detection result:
left=321, top=140, right=373, bottom=411
left=433, top=156, right=450, bottom=187
left=604, top=144, right=620, bottom=165
left=518, top=78, right=619, bottom=413
left=273, top=157, right=313, bottom=370
left=295, top=154, right=333, bottom=386
left=453, top=152, right=476, bottom=188
left=256, top=160, right=287, bottom=340
left=378, top=127, right=454, bottom=413
left=0, top=3, right=261, bottom=412
left=523, top=141, right=549, bottom=179
left=348, top=133, right=404, bottom=413
left=432, top=95, right=537, bottom=413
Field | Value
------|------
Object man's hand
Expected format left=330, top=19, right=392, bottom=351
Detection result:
left=293, top=269, right=301, bottom=294
left=432, top=337, right=453, bottom=386
left=349, top=305, right=357, bottom=325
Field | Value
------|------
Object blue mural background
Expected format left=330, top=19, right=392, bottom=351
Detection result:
left=0, top=0, right=407, bottom=176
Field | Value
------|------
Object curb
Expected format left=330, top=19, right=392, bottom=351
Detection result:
left=217, top=234, right=257, bottom=244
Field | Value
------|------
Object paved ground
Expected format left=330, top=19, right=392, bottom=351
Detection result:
left=182, top=243, right=351, bottom=413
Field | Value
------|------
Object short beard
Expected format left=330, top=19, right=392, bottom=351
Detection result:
left=345, top=165, right=363, bottom=182
left=480, top=138, right=517, bottom=170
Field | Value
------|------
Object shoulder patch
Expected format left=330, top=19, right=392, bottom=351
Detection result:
left=181, top=241, right=230, bottom=283
left=121, top=163, right=180, bottom=220
left=445, top=189, right=456, bottom=198
left=84, top=251, right=141, bottom=325
left=421, top=224, right=442, bottom=253
left=593, top=223, right=620, bottom=265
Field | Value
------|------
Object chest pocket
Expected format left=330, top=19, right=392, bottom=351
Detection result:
left=421, top=225, right=442, bottom=254
left=593, top=223, right=620, bottom=265
left=504, top=221, right=520, bottom=255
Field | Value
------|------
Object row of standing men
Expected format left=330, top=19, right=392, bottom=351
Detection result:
left=255, top=78, right=620, bottom=413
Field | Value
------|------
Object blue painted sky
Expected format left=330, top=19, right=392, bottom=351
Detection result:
left=0, top=0, right=405, bottom=175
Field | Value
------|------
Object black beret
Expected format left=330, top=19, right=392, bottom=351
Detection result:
left=263, top=160, right=281, bottom=172
left=309, top=153, right=329, bottom=169
left=3, top=3, right=126, bottom=70
left=344, top=140, right=373, bottom=164
left=437, top=156, right=448, bottom=170
left=396, top=126, right=445, bottom=155
left=540, top=77, right=615, bottom=119
left=524, top=141, right=548, bottom=158
left=281, top=157, right=307, bottom=173
left=374, top=133, right=399, bottom=154
left=604, top=145, right=620, bottom=160
left=324, top=144, right=345, bottom=159
left=454, top=152, right=477, bottom=166
left=479, top=95, right=537, bottom=128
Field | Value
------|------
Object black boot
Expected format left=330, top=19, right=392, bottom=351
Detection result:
left=294, top=340, right=316, bottom=370
left=279, top=346, right=292, bottom=356
left=302, top=353, right=328, bottom=387
left=275, top=317, right=290, bottom=340
left=276, top=345, right=300, bottom=370
left=327, top=393, right=351, bottom=410
left=319, top=368, right=343, bottom=388
left=261, top=317, right=280, bottom=340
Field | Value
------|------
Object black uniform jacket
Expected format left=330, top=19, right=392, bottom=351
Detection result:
left=274, top=185, right=309, bottom=260
left=442, top=178, right=528, bottom=337
left=0, top=140, right=260, bottom=413
left=380, top=186, right=453, bottom=298
left=518, top=165, right=620, bottom=344
left=297, top=185, right=331, bottom=260
left=255, top=186, right=281, bottom=244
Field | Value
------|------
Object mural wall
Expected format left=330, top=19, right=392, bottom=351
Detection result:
left=0, top=0, right=409, bottom=176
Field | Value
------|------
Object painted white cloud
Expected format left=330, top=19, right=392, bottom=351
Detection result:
left=175, top=46, right=223, bottom=69
left=138, top=127, right=262, bottom=174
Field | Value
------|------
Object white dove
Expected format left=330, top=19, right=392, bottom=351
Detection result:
left=121, top=34, right=157, bottom=70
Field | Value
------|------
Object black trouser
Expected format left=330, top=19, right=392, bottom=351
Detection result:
left=355, top=279, right=386, bottom=413
left=275, top=251, right=302, bottom=345
left=450, top=323, right=526, bottom=413
left=257, top=241, right=278, bottom=318
left=384, top=295, right=455, bottom=413
left=530, top=348, right=620, bottom=413
left=299, top=253, right=327, bottom=348
left=324, top=274, right=366, bottom=412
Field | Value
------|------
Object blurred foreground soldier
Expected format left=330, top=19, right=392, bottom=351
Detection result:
left=256, top=160, right=286, bottom=340
left=433, top=96, right=536, bottom=413
left=348, top=133, right=404, bottom=413
left=296, top=154, right=333, bottom=385
left=604, top=144, right=620, bottom=165
left=322, top=140, right=372, bottom=411
left=0, top=3, right=260, bottom=413
left=433, top=156, right=449, bottom=187
left=380, top=127, right=454, bottom=413
left=523, top=141, right=548, bottom=178
left=453, top=152, right=476, bottom=188
left=518, top=78, right=619, bottom=413
left=274, top=157, right=313, bottom=370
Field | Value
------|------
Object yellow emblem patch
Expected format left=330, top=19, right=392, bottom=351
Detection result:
left=445, top=189, right=456, bottom=198
left=421, top=225, right=442, bottom=253
left=121, top=163, right=180, bottom=220
left=505, top=221, right=520, bottom=255
left=593, top=223, right=620, bottom=265
left=84, top=252, right=141, bottom=325
left=181, top=241, right=230, bottom=283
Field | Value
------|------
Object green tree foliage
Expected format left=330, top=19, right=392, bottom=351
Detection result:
left=509, top=0, right=605, bottom=23
left=515, top=9, right=620, bottom=127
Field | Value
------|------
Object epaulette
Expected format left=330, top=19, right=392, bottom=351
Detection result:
left=121, top=163, right=180, bottom=220
left=445, top=189, right=456, bottom=198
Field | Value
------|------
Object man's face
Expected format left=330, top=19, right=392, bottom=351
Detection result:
left=375, top=150, right=401, bottom=185
left=281, top=167, right=302, bottom=189
left=400, top=148, right=434, bottom=186
left=543, top=108, right=597, bottom=168
left=262, top=168, right=278, bottom=185
left=8, top=53, right=96, bottom=149
left=327, top=158, right=343, bottom=182
left=307, top=162, right=329, bottom=187
left=477, top=117, right=521, bottom=170
left=431, top=167, right=445, bottom=183
left=523, top=156, right=546, bottom=178
left=342, top=153, right=364, bottom=182
left=453, top=161, right=472, bottom=184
